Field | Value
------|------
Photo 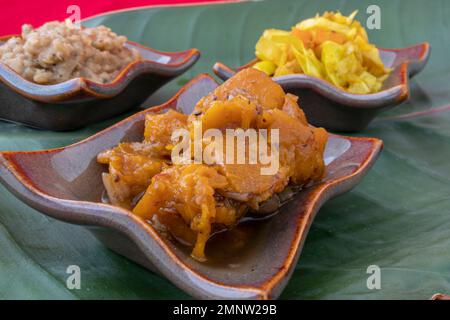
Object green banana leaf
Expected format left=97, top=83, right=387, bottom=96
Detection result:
left=1, top=0, right=450, bottom=299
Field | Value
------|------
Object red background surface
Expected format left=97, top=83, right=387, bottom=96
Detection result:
left=0, top=0, right=235, bottom=35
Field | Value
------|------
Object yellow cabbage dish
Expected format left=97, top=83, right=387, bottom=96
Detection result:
left=253, top=11, right=391, bottom=94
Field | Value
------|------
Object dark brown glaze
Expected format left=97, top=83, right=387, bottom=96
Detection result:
left=0, top=74, right=382, bottom=299
left=213, top=43, right=430, bottom=132
left=0, top=35, right=200, bottom=130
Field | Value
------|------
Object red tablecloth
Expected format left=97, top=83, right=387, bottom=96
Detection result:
left=0, top=0, right=233, bottom=35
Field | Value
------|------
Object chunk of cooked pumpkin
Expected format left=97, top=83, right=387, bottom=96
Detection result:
left=97, top=142, right=167, bottom=208
left=200, top=96, right=259, bottom=131
left=133, top=164, right=244, bottom=261
left=264, top=108, right=327, bottom=184
left=193, top=68, right=286, bottom=115
left=144, top=109, right=188, bottom=154
left=217, top=162, right=289, bottom=209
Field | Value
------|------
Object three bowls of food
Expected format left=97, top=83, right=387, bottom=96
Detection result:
left=0, top=10, right=430, bottom=299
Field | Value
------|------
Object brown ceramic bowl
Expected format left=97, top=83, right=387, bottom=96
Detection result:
left=0, top=74, right=382, bottom=299
left=0, top=35, right=200, bottom=131
left=213, top=43, right=430, bottom=132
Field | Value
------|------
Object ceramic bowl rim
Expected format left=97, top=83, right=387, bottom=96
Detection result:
left=213, top=42, right=430, bottom=109
left=0, top=34, right=200, bottom=102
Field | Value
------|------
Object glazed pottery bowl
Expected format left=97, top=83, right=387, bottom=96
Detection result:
left=0, top=74, right=382, bottom=299
left=213, top=42, right=430, bottom=132
left=0, top=36, right=200, bottom=131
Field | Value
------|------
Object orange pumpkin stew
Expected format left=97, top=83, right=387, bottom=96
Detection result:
left=98, top=68, right=327, bottom=261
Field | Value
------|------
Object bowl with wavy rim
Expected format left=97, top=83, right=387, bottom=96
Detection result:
left=0, top=35, right=200, bottom=131
left=213, top=42, right=430, bottom=132
left=0, top=74, right=382, bottom=299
